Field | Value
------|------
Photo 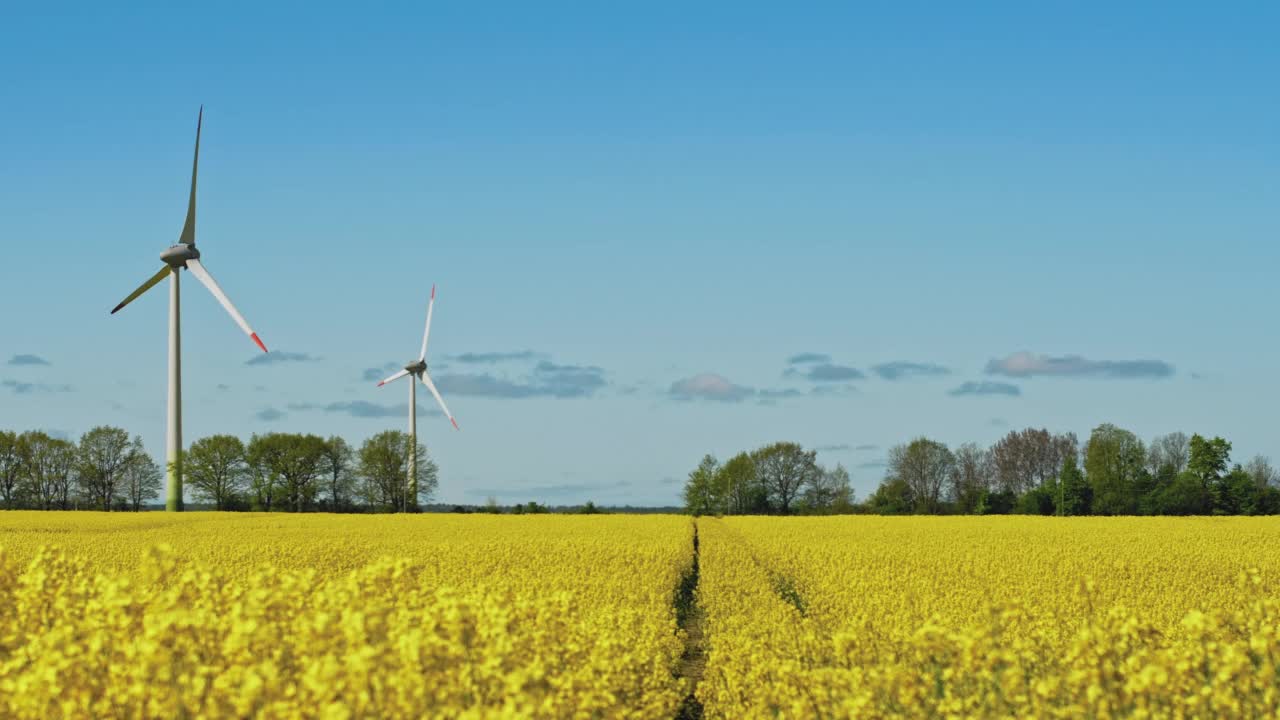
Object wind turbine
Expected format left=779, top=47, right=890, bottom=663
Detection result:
left=376, top=284, right=459, bottom=510
left=110, top=107, right=268, bottom=511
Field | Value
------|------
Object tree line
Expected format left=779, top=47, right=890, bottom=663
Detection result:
left=0, top=428, right=438, bottom=512
left=682, top=441, right=856, bottom=515
left=683, top=425, right=1280, bottom=517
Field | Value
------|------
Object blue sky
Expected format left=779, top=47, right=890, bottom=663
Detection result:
left=2, top=3, right=1278, bottom=504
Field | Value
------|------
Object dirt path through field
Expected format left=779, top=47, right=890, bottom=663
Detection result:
left=674, top=521, right=705, bottom=720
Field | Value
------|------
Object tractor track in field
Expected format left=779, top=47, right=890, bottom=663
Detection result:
left=674, top=521, right=706, bottom=720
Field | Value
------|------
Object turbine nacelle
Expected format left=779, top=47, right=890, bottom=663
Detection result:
left=375, top=284, right=458, bottom=431
left=160, top=243, right=201, bottom=268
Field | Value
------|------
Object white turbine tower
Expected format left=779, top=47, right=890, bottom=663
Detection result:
left=110, top=107, right=268, bottom=511
left=376, top=284, right=459, bottom=510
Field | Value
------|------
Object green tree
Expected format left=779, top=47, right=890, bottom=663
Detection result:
left=887, top=438, right=954, bottom=514
left=278, top=434, right=329, bottom=512
left=989, top=429, right=1078, bottom=495
left=246, top=433, right=285, bottom=511
left=1015, top=486, right=1056, bottom=515
left=718, top=452, right=765, bottom=514
left=0, top=431, right=23, bottom=509
left=357, top=430, right=437, bottom=512
left=682, top=454, right=722, bottom=515
left=866, top=476, right=914, bottom=514
left=244, top=433, right=330, bottom=512
left=1245, top=456, right=1277, bottom=492
left=20, top=431, right=77, bottom=510
left=186, top=435, right=248, bottom=510
left=77, top=426, right=132, bottom=510
left=1057, top=454, right=1092, bottom=516
left=801, top=463, right=853, bottom=514
left=1187, top=435, right=1235, bottom=514
left=120, top=436, right=161, bottom=511
left=975, top=489, right=1016, bottom=515
left=1245, top=457, right=1280, bottom=514
left=1215, top=465, right=1257, bottom=515
left=1084, top=424, right=1146, bottom=515
left=1147, top=432, right=1190, bottom=476
left=1188, top=435, right=1231, bottom=485
left=950, top=442, right=992, bottom=514
left=320, top=436, right=356, bottom=512
left=753, top=442, right=820, bottom=514
left=1152, top=470, right=1211, bottom=515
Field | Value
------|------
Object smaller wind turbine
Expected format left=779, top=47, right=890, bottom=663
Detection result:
left=376, top=285, right=459, bottom=509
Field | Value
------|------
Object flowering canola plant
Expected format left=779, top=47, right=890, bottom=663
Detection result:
left=697, top=516, right=1280, bottom=719
left=0, top=513, right=693, bottom=719
left=6, top=513, right=1280, bottom=718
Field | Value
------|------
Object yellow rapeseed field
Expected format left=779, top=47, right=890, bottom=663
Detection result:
left=697, top=516, right=1280, bottom=718
left=0, top=513, right=693, bottom=719
left=4, top=513, right=1280, bottom=718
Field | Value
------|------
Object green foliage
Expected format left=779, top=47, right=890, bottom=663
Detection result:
left=753, top=442, right=820, bottom=515
left=887, top=438, right=954, bottom=514
left=1057, top=454, right=1092, bottom=516
left=1015, top=486, right=1056, bottom=515
left=1150, top=471, right=1211, bottom=515
left=1188, top=435, right=1232, bottom=487
left=0, top=430, right=21, bottom=509
left=119, top=436, right=161, bottom=512
left=186, top=435, right=247, bottom=511
left=320, top=436, right=356, bottom=512
left=356, top=430, right=438, bottom=512
left=950, top=443, right=991, bottom=514
left=720, top=452, right=768, bottom=514
left=77, top=426, right=132, bottom=510
left=18, top=431, right=77, bottom=510
left=246, top=433, right=328, bottom=512
left=1085, top=424, right=1147, bottom=515
left=683, top=443, right=858, bottom=517
left=866, top=477, right=915, bottom=515
left=801, top=463, right=854, bottom=514
left=682, top=454, right=722, bottom=516
left=1213, top=465, right=1264, bottom=515
left=975, top=489, right=1016, bottom=515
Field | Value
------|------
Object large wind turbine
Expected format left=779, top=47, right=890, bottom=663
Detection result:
left=376, top=285, right=459, bottom=510
left=110, top=107, right=268, bottom=511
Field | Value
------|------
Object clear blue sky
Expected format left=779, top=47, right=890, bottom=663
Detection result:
left=2, top=3, right=1277, bottom=504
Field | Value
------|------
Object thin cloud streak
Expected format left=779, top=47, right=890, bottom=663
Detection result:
left=949, top=381, right=1021, bottom=397
left=246, top=351, right=319, bottom=366
left=787, top=352, right=831, bottom=365
left=3, top=379, right=73, bottom=394
left=873, top=361, right=950, bottom=381
left=985, top=352, right=1174, bottom=379
left=449, top=351, right=539, bottom=364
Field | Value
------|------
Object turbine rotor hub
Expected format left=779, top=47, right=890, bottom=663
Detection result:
left=160, top=244, right=201, bottom=268
left=406, top=360, right=427, bottom=374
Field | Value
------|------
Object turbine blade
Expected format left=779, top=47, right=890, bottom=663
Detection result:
left=377, top=369, right=410, bottom=387
left=186, top=258, right=267, bottom=352
left=418, top=284, right=435, bottom=361
left=179, top=106, right=202, bottom=246
left=110, top=267, right=169, bottom=314
left=422, top=372, right=459, bottom=430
